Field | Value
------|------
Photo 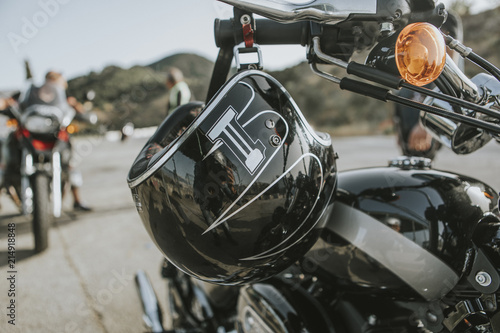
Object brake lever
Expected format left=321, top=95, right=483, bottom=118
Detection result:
left=308, top=26, right=500, bottom=154
left=311, top=37, right=500, bottom=123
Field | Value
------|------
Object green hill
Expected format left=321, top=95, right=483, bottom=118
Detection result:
left=462, top=6, right=500, bottom=77
left=67, top=53, right=213, bottom=129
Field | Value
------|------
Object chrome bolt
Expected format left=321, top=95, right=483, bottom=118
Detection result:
left=475, top=271, right=492, bottom=287
left=240, top=14, right=251, bottom=25
left=486, top=300, right=496, bottom=311
left=426, top=311, right=438, bottom=323
left=265, top=119, right=275, bottom=129
left=380, top=22, right=395, bottom=35
left=269, top=135, right=281, bottom=147
left=367, top=315, right=377, bottom=326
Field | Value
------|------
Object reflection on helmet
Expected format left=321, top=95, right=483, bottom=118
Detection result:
left=128, top=71, right=337, bottom=285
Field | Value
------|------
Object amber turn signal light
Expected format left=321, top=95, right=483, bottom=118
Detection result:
left=67, top=124, right=79, bottom=134
left=396, top=22, right=446, bottom=87
left=6, top=119, right=18, bottom=128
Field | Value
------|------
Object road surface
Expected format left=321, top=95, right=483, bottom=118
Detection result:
left=0, top=134, right=499, bottom=332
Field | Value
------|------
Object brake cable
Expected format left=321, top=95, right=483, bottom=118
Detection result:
left=445, top=34, right=500, bottom=82
left=338, top=77, right=500, bottom=135
left=310, top=35, right=500, bottom=133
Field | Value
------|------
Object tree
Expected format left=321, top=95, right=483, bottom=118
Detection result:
left=449, top=0, right=472, bottom=16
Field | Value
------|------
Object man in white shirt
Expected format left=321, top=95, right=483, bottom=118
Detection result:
left=166, top=67, right=191, bottom=115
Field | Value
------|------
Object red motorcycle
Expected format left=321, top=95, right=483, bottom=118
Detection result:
left=1, top=80, right=96, bottom=253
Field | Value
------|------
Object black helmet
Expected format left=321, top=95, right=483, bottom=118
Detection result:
left=128, top=70, right=337, bottom=285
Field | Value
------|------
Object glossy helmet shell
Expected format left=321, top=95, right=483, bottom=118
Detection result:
left=128, top=70, right=337, bottom=285
left=304, top=159, right=499, bottom=301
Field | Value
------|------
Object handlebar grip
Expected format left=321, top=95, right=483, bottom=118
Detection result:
left=340, top=78, right=390, bottom=102
left=214, top=19, right=310, bottom=48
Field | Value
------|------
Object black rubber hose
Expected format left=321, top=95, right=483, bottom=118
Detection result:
left=467, top=52, right=500, bottom=82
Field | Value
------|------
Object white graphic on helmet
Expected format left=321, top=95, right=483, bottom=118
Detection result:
left=206, top=106, right=266, bottom=175
left=202, top=110, right=288, bottom=236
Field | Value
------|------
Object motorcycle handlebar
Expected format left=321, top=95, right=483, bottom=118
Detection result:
left=2, top=104, right=22, bottom=121
left=214, top=19, right=310, bottom=48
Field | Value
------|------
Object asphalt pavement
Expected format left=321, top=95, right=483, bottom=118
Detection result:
left=0, top=133, right=499, bottom=333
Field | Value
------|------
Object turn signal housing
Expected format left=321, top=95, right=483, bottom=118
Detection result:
left=396, top=22, right=446, bottom=87
left=67, top=124, right=78, bottom=134
left=6, top=119, right=18, bottom=128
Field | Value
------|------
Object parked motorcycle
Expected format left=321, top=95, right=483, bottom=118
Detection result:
left=0, top=76, right=96, bottom=253
left=128, top=0, right=500, bottom=332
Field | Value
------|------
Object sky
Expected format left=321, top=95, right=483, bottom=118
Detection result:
left=0, top=0, right=497, bottom=91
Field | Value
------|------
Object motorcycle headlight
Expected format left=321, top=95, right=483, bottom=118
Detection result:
left=24, top=115, right=60, bottom=134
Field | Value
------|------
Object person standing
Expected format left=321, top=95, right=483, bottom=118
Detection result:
left=166, top=67, right=191, bottom=115
left=32, top=71, right=92, bottom=211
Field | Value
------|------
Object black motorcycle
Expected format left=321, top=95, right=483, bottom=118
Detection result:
left=128, top=0, right=500, bottom=332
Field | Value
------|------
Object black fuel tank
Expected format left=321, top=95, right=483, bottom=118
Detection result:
left=304, top=158, right=499, bottom=301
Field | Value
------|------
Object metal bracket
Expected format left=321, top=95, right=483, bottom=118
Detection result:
left=466, top=247, right=500, bottom=295
left=310, top=63, right=341, bottom=84
left=443, top=294, right=497, bottom=331
left=233, top=42, right=263, bottom=70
